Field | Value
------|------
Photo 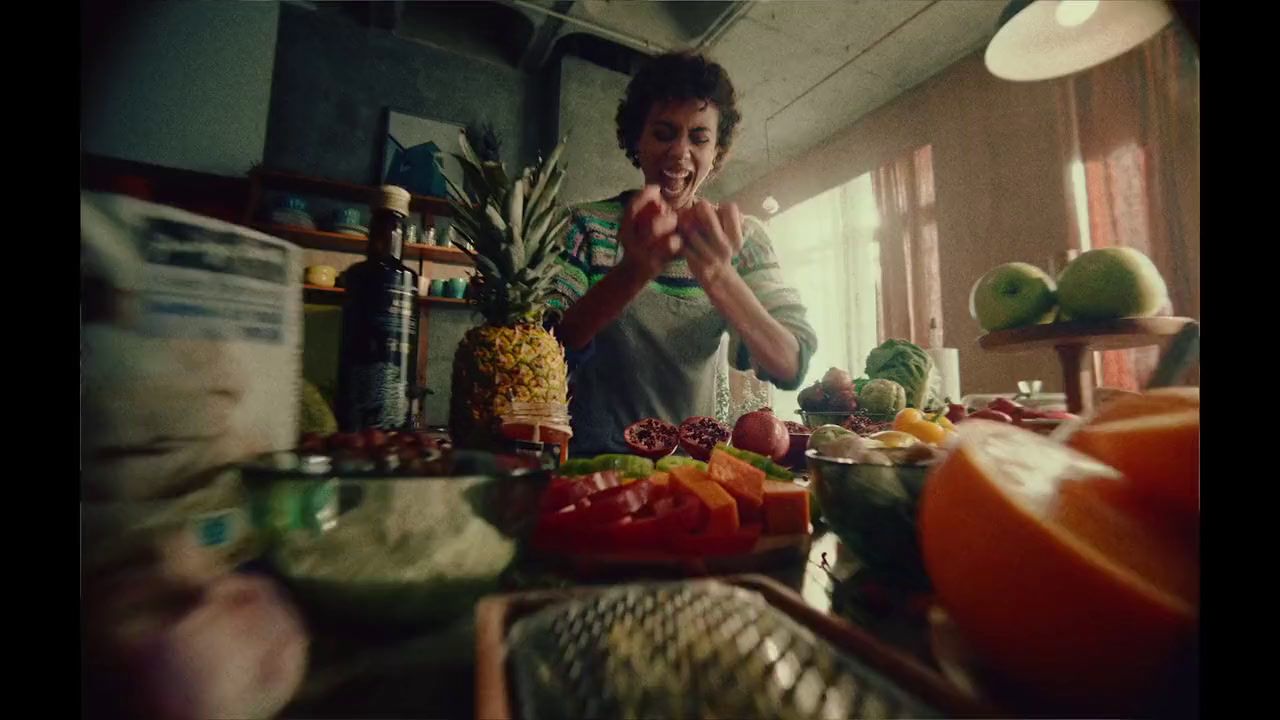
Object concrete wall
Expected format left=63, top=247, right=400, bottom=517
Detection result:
left=264, top=3, right=547, bottom=184
left=556, top=55, right=640, bottom=205
left=731, top=52, right=1073, bottom=396
left=264, top=4, right=560, bottom=425
left=81, top=0, right=280, bottom=177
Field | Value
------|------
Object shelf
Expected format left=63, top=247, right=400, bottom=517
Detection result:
left=249, top=168, right=451, bottom=217
left=426, top=296, right=472, bottom=306
left=977, top=316, right=1195, bottom=414
left=255, top=223, right=472, bottom=265
left=302, top=284, right=472, bottom=308
left=978, top=316, right=1194, bottom=354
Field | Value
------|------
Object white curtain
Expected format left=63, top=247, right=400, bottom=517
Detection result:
left=768, top=174, right=882, bottom=417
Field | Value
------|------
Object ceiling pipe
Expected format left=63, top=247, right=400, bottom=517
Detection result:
left=504, top=0, right=669, bottom=55
left=694, top=1, right=753, bottom=51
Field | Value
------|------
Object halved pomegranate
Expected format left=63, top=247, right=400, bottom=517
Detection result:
left=622, top=417, right=679, bottom=460
left=678, top=416, right=731, bottom=461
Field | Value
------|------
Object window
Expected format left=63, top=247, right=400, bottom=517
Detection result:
left=1066, top=25, right=1199, bottom=389
left=768, top=172, right=882, bottom=415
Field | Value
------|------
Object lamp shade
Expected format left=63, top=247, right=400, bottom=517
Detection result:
left=985, top=0, right=1174, bottom=81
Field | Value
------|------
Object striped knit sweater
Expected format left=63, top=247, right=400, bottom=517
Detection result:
left=547, top=192, right=817, bottom=390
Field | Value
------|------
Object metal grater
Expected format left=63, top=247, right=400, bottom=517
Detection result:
left=506, top=581, right=942, bottom=719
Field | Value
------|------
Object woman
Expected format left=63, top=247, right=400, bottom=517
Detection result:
left=548, top=51, right=817, bottom=455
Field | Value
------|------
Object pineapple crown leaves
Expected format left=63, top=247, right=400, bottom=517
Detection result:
left=446, top=130, right=571, bottom=326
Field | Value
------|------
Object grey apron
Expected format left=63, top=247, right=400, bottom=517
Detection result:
left=568, top=272, right=727, bottom=456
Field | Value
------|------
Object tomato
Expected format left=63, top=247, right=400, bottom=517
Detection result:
left=893, top=408, right=924, bottom=431
left=667, top=524, right=763, bottom=556
left=604, top=515, right=665, bottom=549
left=560, top=490, right=702, bottom=553
left=653, top=493, right=706, bottom=532
left=902, top=419, right=948, bottom=445
left=532, top=503, right=600, bottom=551
left=578, top=480, right=654, bottom=527
left=540, top=471, right=621, bottom=512
left=988, top=397, right=1024, bottom=416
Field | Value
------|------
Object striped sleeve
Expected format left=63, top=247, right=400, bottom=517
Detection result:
left=726, top=215, right=818, bottom=391
left=546, top=209, right=592, bottom=317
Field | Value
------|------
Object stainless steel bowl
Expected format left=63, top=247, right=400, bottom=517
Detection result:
left=796, top=409, right=855, bottom=430
left=805, top=448, right=933, bottom=588
left=240, top=450, right=553, bottom=628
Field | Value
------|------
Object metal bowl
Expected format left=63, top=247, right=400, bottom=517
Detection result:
left=796, top=409, right=855, bottom=430
left=805, top=448, right=933, bottom=589
left=241, top=450, right=553, bottom=628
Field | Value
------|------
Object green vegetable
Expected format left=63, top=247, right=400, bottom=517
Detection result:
left=589, top=454, right=654, bottom=478
left=557, top=458, right=596, bottom=476
left=714, top=443, right=794, bottom=481
left=852, top=376, right=871, bottom=395
left=299, top=380, right=338, bottom=435
left=809, top=424, right=854, bottom=455
left=858, top=379, right=907, bottom=418
left=655, top=456, right=707, bottom=473
left=864, top=339, right=936, bottom=409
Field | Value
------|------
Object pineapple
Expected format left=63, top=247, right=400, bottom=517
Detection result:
left=446, top=131, right=572, bottom=448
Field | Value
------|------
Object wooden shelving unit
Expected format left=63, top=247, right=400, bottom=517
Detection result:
left=302, top=284, right=471, bottom=308
left=253, top=223, right=472, bottom=265
left=245, top=168, right=474, bottom=393
left=247, top=168, right=452, bottom=218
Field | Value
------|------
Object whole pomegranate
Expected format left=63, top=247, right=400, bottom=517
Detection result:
left=732, top=408, right=789, bottom=462
left=622, top=417, right=679, bottom=459
left=828, top=386, right=860, bottom=412
left=678, top=416, right=731, bottom=461
left=821, top=367, right=855, bottom=393
left=797, top=382, right=829, bottom=411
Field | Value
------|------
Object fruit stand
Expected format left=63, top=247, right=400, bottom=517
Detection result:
left=978, top=316, right=1196, bottom=413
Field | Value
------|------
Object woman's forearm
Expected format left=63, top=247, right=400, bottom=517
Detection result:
left=555, top=261, right=651, bottom=350
left=703, top=272, right=801, bottom=383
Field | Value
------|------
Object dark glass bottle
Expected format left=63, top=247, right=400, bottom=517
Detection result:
left=336, top=186, right=420, bottom=431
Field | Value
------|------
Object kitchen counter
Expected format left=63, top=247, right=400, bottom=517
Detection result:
left=277, top=527, right=941, bottom=719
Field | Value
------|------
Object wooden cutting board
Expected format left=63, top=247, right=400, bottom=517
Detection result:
left=532, top=530, right=812, bottom=578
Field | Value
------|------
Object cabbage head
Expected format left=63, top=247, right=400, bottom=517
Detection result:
left=864, top=339, right=935, bottom=409
left=858, top=379, right=907, bottom=418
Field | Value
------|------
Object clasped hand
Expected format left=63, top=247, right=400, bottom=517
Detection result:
left=617, top=185, right=745, bottom=286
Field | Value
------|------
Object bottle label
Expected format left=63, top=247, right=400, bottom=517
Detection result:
left=339, top=279, right=419, bottom=429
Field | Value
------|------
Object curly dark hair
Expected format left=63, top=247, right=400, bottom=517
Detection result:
left=615, top=51, right=742, bottom=170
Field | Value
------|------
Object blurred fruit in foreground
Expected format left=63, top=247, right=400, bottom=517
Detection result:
left=1068, top=405, right=1199, bottom=517
left=1089, top=386, right=1199, bottom=424
left=919, top=420, right=1198, bottom=714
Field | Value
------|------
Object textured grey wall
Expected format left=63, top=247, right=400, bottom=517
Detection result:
left=81, top=1, right=279, bottom=177
left=421, top=305, right=477, bottom=426
left=265, top=5, right=566, bottom=424
left=556, top=55, right=640, bottom=206
left=264, top=4, right=549, bottom=184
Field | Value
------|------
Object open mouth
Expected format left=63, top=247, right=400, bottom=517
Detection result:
left=660, top=168, right=692, bottom=198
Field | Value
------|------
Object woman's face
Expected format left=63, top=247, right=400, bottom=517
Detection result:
left=636, top=98, right=721, bottom=210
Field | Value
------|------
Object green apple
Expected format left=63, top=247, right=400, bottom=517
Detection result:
left=1056, top=247, right=1169, bottom=321
left=969, top=262, right=1059, bottom=332
left=808, top=424, right=853, bottom=454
